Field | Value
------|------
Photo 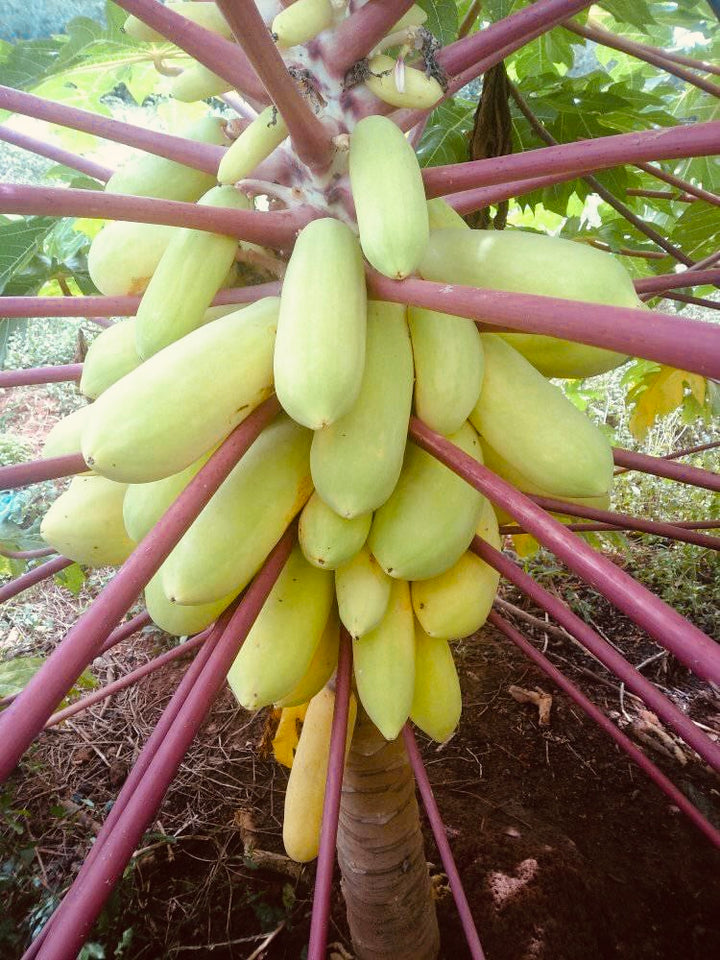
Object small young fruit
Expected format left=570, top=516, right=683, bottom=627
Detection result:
left=171, top=61, right=232, bottom=102
left=124, top=2, right=233, bottom=41
left=218, top=106, right=289, bottom=184
left=298, top=493, right=371, bottom=570
left=80, top=320, right=142, bottom=399
left=349, top=115, right=429, bottom=279
left=145, top=573, right=236, bottom=637
left=365, top=54, right=444, bottom=110
left=42, top=405, right=93, bottom=461
left=335, top=547, right=393, bottom=639
left=411, top=548, right=500, bottom=640
left=274, top=218, right=367, bottom=429
left=410, top=628, right=461, bottom=742
left=88, top=222, right=176, bottom=297
left=271, top=0, right=334, bottom=49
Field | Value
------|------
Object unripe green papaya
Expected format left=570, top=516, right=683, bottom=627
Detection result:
left=275, top=609, right=340, bottom=708
left=418, top=229, right=644, bottom=378
left=134, top=185, right=249, bottom=358
left=226, top=544, right=334, bottom=709
left=352, top=578, right=415, bottom=741
left=272, top=0, right=334, bottom=49
left=160, top=416, right=313, bottom=605
left=349, top=115, right=429, bottom=279
left=41, top=476, right=135, bottom=566
left=411, top=549, right=499, bottom=640
left=470, top=335, right=613, bottom=498
left=124, top=3, right=233, bottom=42
left=369, top=421, right=487, bottom=581
left=171, top=61, right=232, bottom=102
left=218, top=106, right=289, bottom=184
left=365, top=55, right=444, bottom=110
left=310, top=301, right=413, bottom=517
left=408, top=305, right=484, bottom=436
left=145, top=572, right=236, bottom=637
left=426, top=197, right=468, bottom=232
left=274, top=218, right=367, bottom=429
left=122, top=450, right=212, bottom=543
left=335, top=546, right=392, bottom=640
left=298, top=493, right=371, bottom=570
left=88, top=222, right=176, bottom=297
left=105, top=116, right=227, bottom=201
left=476, top=494, right=503, bottom=551
left=391, top=5, right=428, bottom=31
left=80, top=320, right=142, bottom=399
left=42, top=405, right=93, bottom=461
left=410, top=628, right=461, bottom=742
left=82, top=298, right=279, bottom=483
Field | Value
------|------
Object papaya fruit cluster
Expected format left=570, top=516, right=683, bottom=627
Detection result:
left=36, top=1, right=647, bottom=864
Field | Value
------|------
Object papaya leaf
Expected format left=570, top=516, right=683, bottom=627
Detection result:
left=416, top=0, right=459, bottom=44
left=54, top=563, right=87, bottom=596
left=626, top=365, right=707, bottom=439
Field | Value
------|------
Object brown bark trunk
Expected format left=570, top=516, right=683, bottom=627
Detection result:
left=336, top=710, right=440, bottom=960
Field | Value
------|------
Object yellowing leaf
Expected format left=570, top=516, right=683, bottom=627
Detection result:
left=272, top=704, right=308, bottom=769
left=511, top=533, right=540, bottom=558
left=628, top=365, right=706, bottom=440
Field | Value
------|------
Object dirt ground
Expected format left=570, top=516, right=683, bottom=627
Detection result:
left=3, top=582, right=719, bottom=960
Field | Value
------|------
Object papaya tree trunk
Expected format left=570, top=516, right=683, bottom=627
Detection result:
left=337, top=710, right=440, bottom=960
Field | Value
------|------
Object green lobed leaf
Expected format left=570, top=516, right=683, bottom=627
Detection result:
left=0, top=217, right=56, bottom=295
left=416, top=0, right=459, bottom=45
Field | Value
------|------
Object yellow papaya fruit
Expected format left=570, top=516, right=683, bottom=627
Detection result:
left=105, top=116, right=227, bottom=201
left=272, top=0, right=334, bottom=49
left=349, top=115, right=429, bottom=279
left=352, top=578, right=415, bottom=741
left=298, top=493, right=371, bottom=570
left=275, top=609, right=340, bottom=708
left=282, top=685, right=357, bottom=862
left=218, top=105, right=289, bottom=184
left=171, top=61, right=232, bottom=102
left=426, top=197, right=468, bottom=231
left=124, top=3, right=233, bottom=42
left=411, top=548, right=500, bottom=640
left=335, top=546, right=392, bottom=640
left=122, top=450, right=212, bottom=543
left=145, top=572, right=236, bottom=636
left=226, top=544, right=334, bottom=709
left=365, top=55, right=444, bottom=111
left=476, top=494, right=503, bottom=550
left=470, top=336, right=614, bottom=498
left=159, top=415, right=312, bottom=605
left=80, top=320, right=143, bottom=399
left=310, top=301, right=413, bottom=518
left=134, top=185, right=249, bottom=358
left=408, top=305, right=484, bottom=436
left=274, top=218, right=367, bottom=429
left=42, top=405, right=93, bottom=461
left=368, top=421, right=487, bottom=581
left=88, top=222, right=176, bottom=297
left=410, top=628, right=462, bottom=742
left=418, top=229, right=644, bottom=378
left=81, top=297, right=279, bottom=483
left=41, top=476, right=135, bottom=566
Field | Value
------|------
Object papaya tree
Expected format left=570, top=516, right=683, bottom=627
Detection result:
left=0, top=1, right=718, bottom=957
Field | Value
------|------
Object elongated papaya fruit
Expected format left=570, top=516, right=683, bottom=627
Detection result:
left=80, top=320, right=142, bottom=399
left=218, top=106, right=289, bottom=185
left=275, top=609, right=340, bottom=708
left=310, top=301, right=413, bottom=517
left=272, top=0, right=334, bottom=49
left=134, top=185, right=249, bottom=358
left=81, top=298, right=279, bottom=483
left=160, top=416, right=312, bottom=605
left=352, top=578, right=415, bottom=741
left=171, top=61, right=232, bottom=102
left=369, top=421, right=487, bottom=581
left=411, top=548, right=500, bottom=640
left=408, top=305, right=484, bottom=436
left=410, top=628, right=462, bottom=742
left=88, top=222, right=176, bottom=297
left=298, top=493, right=371, bottom=570
left=145, top=572, right=236, bottom=637
left=122, top=450, right=212, bottom=543
left=426, top=197, right=468, bottom=232
left=42, top=405, right=93, bottom=460
left=365, top=55, right=444, bottom=111
left=282, top=685, right=357, bottom=863
left=41, top=476, right=135, bottom=566
left=274, top=218, right=367, bottom=429
left=418, top=228, right=644, bottom=378
left=349, top=115, right=429, bottom=279
left=335, top=546, right=392, bottom=639
left=105, top=116, right=227, bottom=201
left=227, top=545, right=334, bottom=709
left=124, top=3, right=233, bottom=42
left=470, top=335, right=614, bottom=498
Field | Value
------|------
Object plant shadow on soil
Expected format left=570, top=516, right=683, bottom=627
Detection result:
left=3, top=586, right=719, bottom=960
